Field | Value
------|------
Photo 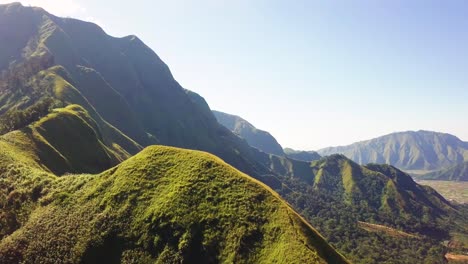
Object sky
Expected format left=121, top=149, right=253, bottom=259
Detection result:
left=2, top=0, right=468, bottom=150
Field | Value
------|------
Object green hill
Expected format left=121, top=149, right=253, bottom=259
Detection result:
left=280, top=155, right=465, bottom=263
left=0, top=104, right=140, bottom=175
left=284, top=148, right=322, bottom=162
left=1, top=3, right=467, bottom=263
left=0, top=2, right=308, bottom=184
left=318, top=130, right=468, bottom=172
left=0, top=111, right=347, bottom=263
left=420, top=161, right=468, bottom=181
left=303, top=154, right=454, bottom=222
left=212, top=110, right=285, bottom=156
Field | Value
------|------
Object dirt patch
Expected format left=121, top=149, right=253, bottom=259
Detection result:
left=446, top=253, right=468, bottom=263
left=357, top=221, right=419, bottom=238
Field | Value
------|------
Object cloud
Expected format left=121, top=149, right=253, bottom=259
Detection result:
left=0, top=0, right=85, bottom=17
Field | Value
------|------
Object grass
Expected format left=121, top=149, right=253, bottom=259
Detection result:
left=0, top=104, right=125, bottom=175
left=0, top=64, right=143, bottom=172
left=0, top=100, right=348, bottom=263
left=1, top=4, right=463, bottom=263
left=0, top=145, right=348, bottom=263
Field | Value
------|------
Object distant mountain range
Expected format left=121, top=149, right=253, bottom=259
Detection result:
left=213, top=110, right=468, bottom=181
left=213, top=110, right=322, bottom=162
left=317, top=130, right=468, bottom=173
left=283, top=148, right=322, bottom=162
left=0, top=3, right=466, bottom=263
left=212, top=110, right=285, bottom=156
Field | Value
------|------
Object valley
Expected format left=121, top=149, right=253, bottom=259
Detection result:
left=416, top=180, right=468, bottom=204
left=0, top=2, right=466, bottom=264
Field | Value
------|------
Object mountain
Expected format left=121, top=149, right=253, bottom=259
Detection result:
left=288, top=154, right=454, bottom=226
left=0, top=2, right=300, bottom=182
left=0, top=110, right=347, bottom=263
left=280, top=155, right=465, bottom=263
left=284, top=148, right=322, bottom=162
left=318, top=130, right=468, bottom=172
left=420, top=161, right=468, bottom=181
left=212, top=111, right=322, bottom=162
left=1, top=3, right=467, bottom=263
left=212, top=110, right=285, bottom=156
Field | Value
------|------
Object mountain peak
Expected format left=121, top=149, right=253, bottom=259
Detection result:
left=1, top=2, right=22, bottom=8
left=318, top=130, right=468, bottom=171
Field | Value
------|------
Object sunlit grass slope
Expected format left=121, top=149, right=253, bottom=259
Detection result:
left=1, top=104, right=136, bottom=175
left=0, top=144, right=348, bottom=263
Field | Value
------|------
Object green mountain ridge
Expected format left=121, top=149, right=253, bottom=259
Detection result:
left=0, top=2, right=312, bottom=183
left=284, top=148, right=322, bottom=162
left=0, top=3, right=467, bottom=263
left=304, top=154, right=454, bottom=222
left=280, top=154, right=467, bottom=263
left=318, top=130, right=468, bottom=172
left=0, top=108, right=347, bottom=263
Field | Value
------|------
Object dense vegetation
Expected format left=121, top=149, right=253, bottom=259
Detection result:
left=0, top=109, right=347, bottom=263
left=284, top=148, right=322, bottom=162
left=0, top=3, right=467, bottom=263
left=276, top=156, right=467, bottom=263
left=0, top=97, right=60, bottom=134
left=318, top=130, right=468, bottom=172
left=283, top=184, right=448, bottom=263
left=0, top=54, right=60, bottom=134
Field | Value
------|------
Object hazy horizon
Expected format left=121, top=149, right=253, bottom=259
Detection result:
left=3, top=0, right=467, bottom=150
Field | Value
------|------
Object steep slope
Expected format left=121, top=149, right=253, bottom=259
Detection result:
left=0, top=2, right=306, bottom=183
left=306, top=155, right=453, bottom=221
left=284, top=148, right=322, bottom=162
left=0, top=104, right=139, bottom=175
left=420, top=161, right=468, bottom=181
left=280, top=155, right=464, bottom=263
left=1, top=3, right=467, bottom=263
left=0, top=116, right=348, bottom=263
left=318, top=130, right=468, bottom=171
left=0, top=63, right=143, bottom=170
left=213, top=110, right=284, bottom=156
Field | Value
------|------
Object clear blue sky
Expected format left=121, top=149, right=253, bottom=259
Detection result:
left=5, top=0, right=468, bottom=149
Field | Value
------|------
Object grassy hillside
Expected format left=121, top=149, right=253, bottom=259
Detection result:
left=0, top=63, right=143, bottom=171
left=419, top=161, right=468, bottom=181
left=318, top=130, right=468, bottom=171
left=278, top=155, right=468, bottom=263
left=0, top=142, right=348, bottom=263
left=0, top=2, right=313, bottom=186
left=213, top=110, right=285, bottom=156
left=0, top=104, right=140, bottom=174
left=1, top=3, right=467, bottom=263
left=307, top=155, right=454, bottom=223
